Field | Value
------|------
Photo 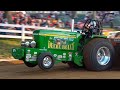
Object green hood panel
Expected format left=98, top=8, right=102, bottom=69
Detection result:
left=33, top=29, right=77, bottom=38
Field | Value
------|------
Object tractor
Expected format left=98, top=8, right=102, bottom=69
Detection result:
left=12, top=13, right=115, bottom=71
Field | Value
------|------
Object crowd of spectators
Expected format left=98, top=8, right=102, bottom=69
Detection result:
left=0, top=11, right=68, bottom=35
left=0, top=11, right=119, bottom=36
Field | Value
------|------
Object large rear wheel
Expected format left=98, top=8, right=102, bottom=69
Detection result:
left=83, top=38, right=115, bottom=71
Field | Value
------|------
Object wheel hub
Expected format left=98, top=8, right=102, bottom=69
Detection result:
left=43, top=56, right=52, bottom=67
left=96, top=47, right=110, bottom=65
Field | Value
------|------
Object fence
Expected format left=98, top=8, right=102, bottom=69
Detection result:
left=0, top=23, right=70, bottom=41
left=1, top=23, right=119, bottom=41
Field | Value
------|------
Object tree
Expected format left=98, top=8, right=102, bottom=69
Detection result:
left=4, top=11, right=13, bottom=24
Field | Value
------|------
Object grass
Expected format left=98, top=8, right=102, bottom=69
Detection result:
left=0, top=38, right=21, bottom=59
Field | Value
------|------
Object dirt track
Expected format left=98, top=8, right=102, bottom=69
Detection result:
left=0, top=47, right=119, bottom=79
left=0, top=60, right=120, bottom=79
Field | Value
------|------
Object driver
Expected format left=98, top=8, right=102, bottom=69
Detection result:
left=83, top=19, right=102, bottom=35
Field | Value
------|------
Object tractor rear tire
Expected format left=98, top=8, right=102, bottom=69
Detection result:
left=83, top=38, right=115, bottom=71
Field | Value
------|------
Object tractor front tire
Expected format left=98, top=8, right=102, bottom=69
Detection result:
left=83, top=38, right=115, bottom=71
left=37, top=52, right=54, bottom=70
left=24, top=60, right=37, bottom=67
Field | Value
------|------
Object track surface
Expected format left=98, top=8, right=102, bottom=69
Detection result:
left=0, top=60, right=120, bottom=79
left=0, top=47, right=119, bottom=79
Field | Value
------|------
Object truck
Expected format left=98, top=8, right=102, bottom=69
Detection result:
left=12, top=14, right=115, bottom=71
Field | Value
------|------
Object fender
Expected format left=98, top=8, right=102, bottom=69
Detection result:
left=91, top=35, right=107, bottom=39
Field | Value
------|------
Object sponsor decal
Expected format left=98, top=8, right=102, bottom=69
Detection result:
left=34, top=52, right=37, bottom=54
left=63, top=53, right=66, bottom=55
left=53, top=54, right=57, bottom=57
left=49, top=37, right=53, bottom=40
left=48, top=40, right=74, bottom=50
left=63, top=53, right=66, bottom=58
left=13, top=49, right=16, bottom=52
left=39, top=47, right=47, bottom=51
left=26, top=54, right=31, bottom=61
left=26, top=54, right=31, bottom=58
left=68, top=52, right=72, bottom=61
left=75, top=52, right=78, bottom=56
left=30, top=56, right=37, bottom=61
left=57, top=55, right=62, bottom=60
left=69, top=38, right=74, bottom=41
left=27, top=50, right=30, bottom=54
left=63, top=56, right=66, bottom=58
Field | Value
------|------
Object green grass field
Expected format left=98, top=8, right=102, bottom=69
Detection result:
left=0, top=38, right=21, bottom=59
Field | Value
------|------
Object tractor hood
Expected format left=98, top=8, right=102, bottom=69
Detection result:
left=33, top=29, right=77, bottom=38
left=33, top=29, right=80, bottom=49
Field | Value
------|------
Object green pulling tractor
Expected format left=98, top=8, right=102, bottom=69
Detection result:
left=12, top=15, right=115, bottom=71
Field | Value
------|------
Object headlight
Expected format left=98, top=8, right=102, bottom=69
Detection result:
left=25, top=41, right=30, bottom=47
left=30, top=41, right=36, bottom=48
left=21, top=41, right=25, bottom=47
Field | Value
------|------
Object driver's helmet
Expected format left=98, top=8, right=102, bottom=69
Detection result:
left=87, top=21, right=97, bottom=29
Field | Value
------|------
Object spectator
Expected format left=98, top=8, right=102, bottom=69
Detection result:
left=15, top=13, right=20, bottom=19
left=27, top=16, right=32, bottom=24
left=14, top=19, right=21, bottom=29
left=0, top=17, right=3, bottom=23
left=52, top=19, right=58, bottom=27
left=14, top=19, right=20, bottom=24
left=19, top=12, right=24, bottom=19
left=30, top=19, right=36, bottom=26
left=46, top=19, right=51, bottom=27
left=41, top=18, right=47, bottom=27
left=37, top=19, right=42, bottom=26
left=22, top=18, right=29, bottom=25
left=58, top=20, right=64, bottom=28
